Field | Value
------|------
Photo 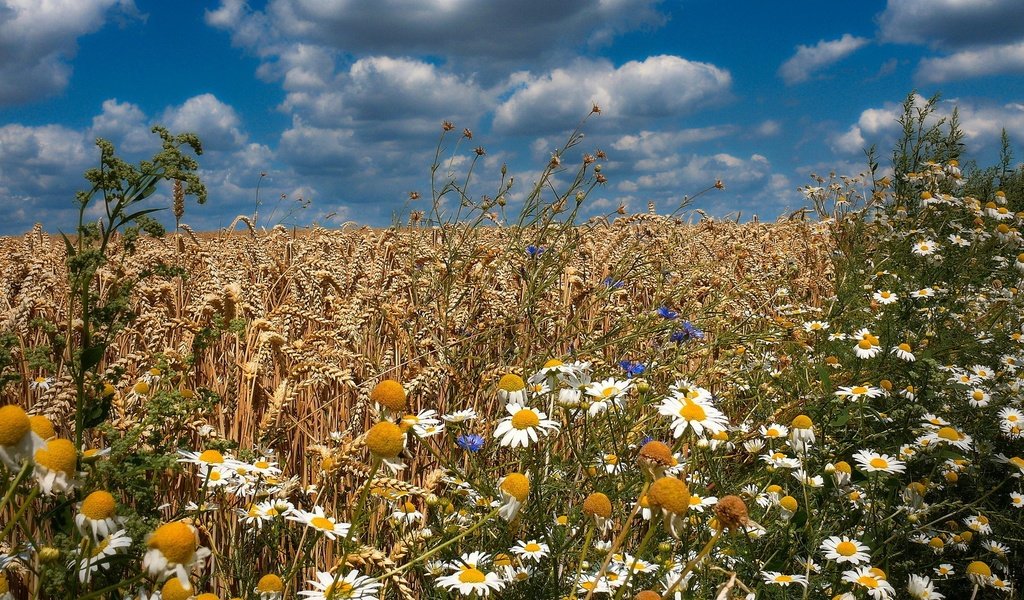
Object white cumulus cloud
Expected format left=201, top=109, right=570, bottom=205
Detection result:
left=778, top=34, right=869, bottom=85
left=0, top=0, right=138, bottom=105
left=916, top=41, right=1024, bottom=83
left=494, top=56, right=732, bottom=134
left=877, top=0, right=1024, bottom=50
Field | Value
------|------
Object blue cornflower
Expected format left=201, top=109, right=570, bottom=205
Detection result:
left=682, top=321, right=704, bottom=339
left=525, top=244, right=545, bottom=258
left=618, top=360, right=645, bottom=378
left=603, top=276, right=624, bottom=289
left=456, top=433, right=485, bottom=452
left=670, top=321, right=705, bottom=344
left=657, top=306, right=678, bottom=319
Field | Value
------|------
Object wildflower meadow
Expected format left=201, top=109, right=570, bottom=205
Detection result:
left=1, top=93, right=1023, bottom=599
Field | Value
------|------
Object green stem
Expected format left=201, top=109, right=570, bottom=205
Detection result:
left=377, top=506, right=502, bottom=581
left=0, top=486, right=40, bottom=542
left=662, top=528, right=722, bottom=600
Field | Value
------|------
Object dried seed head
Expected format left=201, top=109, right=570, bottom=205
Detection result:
left=713, top=495, right=749, bottom=531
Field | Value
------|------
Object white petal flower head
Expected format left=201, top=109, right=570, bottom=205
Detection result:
left=852, top=449, right=906, bottom=475
left=658, top=391, right=728, bottom=438
left=820, top=536, right=871, bottom=565
left=492, top=403, right=559, bottom=448
left=299, top=569, right=382, bottom=600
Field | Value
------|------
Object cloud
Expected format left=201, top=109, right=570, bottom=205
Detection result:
left=0, top=94, right=283, bottom=233
left=279, top=56, right=493, bottom=135
left=832, top=95, right=1024, bottom=156
left=916, top=41, right=1024, bottom=83
left=0, top=0, right=138, bottom=105
left=207, top=0, right=667, bottom=77
left=494, top=56, right=732, bottom=134
left=162, top=94, right=247, bottom=152
left=778, top=34, right=869, bottom=85
left=877, top=0, right=1024, bottom=50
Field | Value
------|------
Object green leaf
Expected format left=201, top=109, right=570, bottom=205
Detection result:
left=81, top=343, right=105, bottom=371
left=830, top=409, right=850, bottom=428
left=815, top=363, right=833, bottom=394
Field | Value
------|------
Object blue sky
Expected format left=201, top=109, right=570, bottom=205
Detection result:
left=1, top=0, right=1023, bottom=234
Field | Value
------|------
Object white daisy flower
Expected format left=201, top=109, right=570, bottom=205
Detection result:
left=803, top=320, right=829, bottom=332
left=492, top=403, right=559, bottom=448
left=510, top=540, right=549, bottom=562
left=442, top=409, right=479, bottom=423
left=436, top=565, right=505, bottom=597
left=820, top=536, right=871, bottom=564
left=853, top=449, right=906, bottom=475
left=873, top=290, right=898, bottom=305
left=299, top=569, right=381, bottom=600
left=658, top=390, right=729, bottom=438
left=71, top=528, right=133, bottom=583
left=287, top=506, right=351, bottom=540
left=908, top=574, right=944, bottom=599
left=842, top=565, right=895, bottom=599
left=912, top=239, right=939, bottom=256
left=762, top=571, right=808, bottom=587
left=892, top=343, right=916, bottom=361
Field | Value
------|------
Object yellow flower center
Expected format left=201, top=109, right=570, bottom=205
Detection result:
left=834, top=461, right=851, bottom=473
left=647, top=477, right=691, bottom=515
left=310, top=516, right=335, bottom=531
left=857, top=576, right=879, bottom=589
left=766, top=427, right=780, bottom=436
left=133, top=381, right=150, bottom=395
left=604, top=454, right=618, bottom=465
left=601, top=386, right=618, bottom=398
left=0, top=404, right=30, bottom=446
left=898, top=343, right=911, bottom=352
left=494, top=553, right=513, bottom=567
left=81, top=490, right=116, bottom=520
left=791, top=415, right=813, bottom=429
left=936, top=427, right=962, bottom=441
left=500, top=473, right=530, bottom=501
left=776, top=575, right=793, bottom=583
left=89, top=537, right=111, bottom=557
left=779, top=496, right=798, bottom=511
left=149, top=522, right=197, bottom=564
left=498, top=374, right=526, bottom=391
left=858, top=340, right=873, bottom=350
left=198, top=449, right=224, bottom=464
left=34, top=438, right=77, bottom=474
left=966, top=561, right=992, bottom=577
left=928, top=536, right=944, bottom=548
left=370, top=379, right=407, bottom=411
left=459, top=568, right=487, bottom=583
left=161, top=578, right=193, bottom=600
left=542, top=359, right=563, bottom=368
left=524, top=543, right=542, bottom=552
left=365, top=421, right=405, bottom=458
left=511, top=409, right=540, bottom=430
left=851, top=386, right=868, bottom=395
left=972, top=390, right=985, bottom=400
left=835, top=541, right=858, bottom=556
left=678, top=400, right=706, bottom=422
left=869, top=457, right=889, bottom=469
left=29, top=415, right=56, bottom=440
left=323, top=581, right=354, bottom=598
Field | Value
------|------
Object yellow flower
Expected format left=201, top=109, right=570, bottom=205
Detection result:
left=366, top=422, right=405, bottom=458
left=371, top=379, right=407, bottom=412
